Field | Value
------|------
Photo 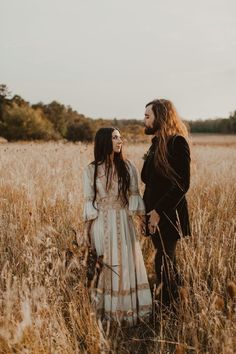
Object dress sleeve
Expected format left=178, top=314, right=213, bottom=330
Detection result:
left=83, top=165, right=98, bottom=221
left=127, top=161, right=145, bottom=215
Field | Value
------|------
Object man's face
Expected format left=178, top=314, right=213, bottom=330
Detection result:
left=144, top=105, right=157, bottom=135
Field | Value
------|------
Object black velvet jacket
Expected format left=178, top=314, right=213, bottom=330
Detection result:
left=141, top=135, right=191, bottom=240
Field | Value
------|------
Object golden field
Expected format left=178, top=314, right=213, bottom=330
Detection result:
left=0, top=134, right=235, bottom=354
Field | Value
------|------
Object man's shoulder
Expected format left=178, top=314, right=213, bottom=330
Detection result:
left=168, top=135, right=190, bottom=160
left=168, top=135, right=189, bottom=147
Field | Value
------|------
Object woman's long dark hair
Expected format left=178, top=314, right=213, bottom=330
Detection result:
left=91, top=127, right=130, bottom=207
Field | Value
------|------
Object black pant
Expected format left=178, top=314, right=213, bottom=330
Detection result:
left=151, top=230, right=181, bottom=306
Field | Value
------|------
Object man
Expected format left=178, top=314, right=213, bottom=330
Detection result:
left=141, top=99, right=191, bottom=307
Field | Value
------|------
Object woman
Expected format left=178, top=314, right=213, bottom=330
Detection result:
left=83, top=127, right=152, bottom=326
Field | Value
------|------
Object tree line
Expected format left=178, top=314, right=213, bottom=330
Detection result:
left=0, top=84, right=235, bottom=142
left=188, top=115, right=236, bottom=134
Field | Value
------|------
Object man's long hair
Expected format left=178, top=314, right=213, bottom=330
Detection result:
left=91, top=127, right=130, bottom=207
left=146, top=99, right=189, bottom=183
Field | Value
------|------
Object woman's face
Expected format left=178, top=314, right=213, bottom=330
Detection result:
left=112, top=129, right=122, bottom=153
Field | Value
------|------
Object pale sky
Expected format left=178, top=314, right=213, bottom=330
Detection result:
left=1, top=0, right=236, bottom=120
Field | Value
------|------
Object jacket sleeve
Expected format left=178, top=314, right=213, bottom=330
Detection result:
left=83, top=165, right=98, bottom=221
left=154, top=136, right=190, bottom=214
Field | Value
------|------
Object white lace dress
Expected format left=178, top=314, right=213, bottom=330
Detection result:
left=83, top=160, right=152, bottom=325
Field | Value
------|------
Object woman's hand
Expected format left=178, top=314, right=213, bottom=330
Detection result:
left=83, top=220, right=93, bottom=247
left=147, top=210, right=160, bottom=234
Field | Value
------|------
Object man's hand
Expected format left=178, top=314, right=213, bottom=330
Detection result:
left=137, top=215, right=146, bottom=235
left=147, top=209, right=160, bottom=234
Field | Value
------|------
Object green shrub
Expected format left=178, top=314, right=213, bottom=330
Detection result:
left=0, top=104, right=58, bottom=141
left=66, top=119, right=93, bottom=142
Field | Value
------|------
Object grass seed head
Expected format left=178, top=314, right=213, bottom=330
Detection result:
left=227, top=281, right=236, bottom=300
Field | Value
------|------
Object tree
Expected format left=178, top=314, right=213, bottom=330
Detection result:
left=0, top=84, right=11, bottom=120
left=11, top=95, right=28, bottom=107
left=66, top=119, right=93, bottom=142
left=32, top=101, right=70, bottom=137
left=0, top=103, right=57, bottom=140
left=229, top=111, right=236, bottom=133
left=0, top=84, right=11, bottom=100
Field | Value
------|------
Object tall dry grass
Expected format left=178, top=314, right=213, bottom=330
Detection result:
left=0, top=135, right=235, bottom=353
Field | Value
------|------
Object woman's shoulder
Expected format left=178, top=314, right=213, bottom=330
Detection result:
left=125, top=159, right=136, bottom=169
left=125, top=159, right=139, bottom=175
left=84, top=162, right=95, bottom=175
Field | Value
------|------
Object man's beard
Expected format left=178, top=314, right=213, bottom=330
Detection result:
left=144, top=126, right=157, bottom=135
left=144, top=121, right=160, bottom=135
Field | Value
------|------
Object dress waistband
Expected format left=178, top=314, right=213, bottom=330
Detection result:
left=97, top=196, right=126, bottom=211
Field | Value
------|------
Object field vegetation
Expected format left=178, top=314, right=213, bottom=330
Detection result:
left=0, top=135, right=235, bottom=353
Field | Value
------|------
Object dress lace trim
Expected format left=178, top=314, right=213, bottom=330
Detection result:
left=96, top=304, right=152, bottom=318
left=94, top=283, right=150, bottom=297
